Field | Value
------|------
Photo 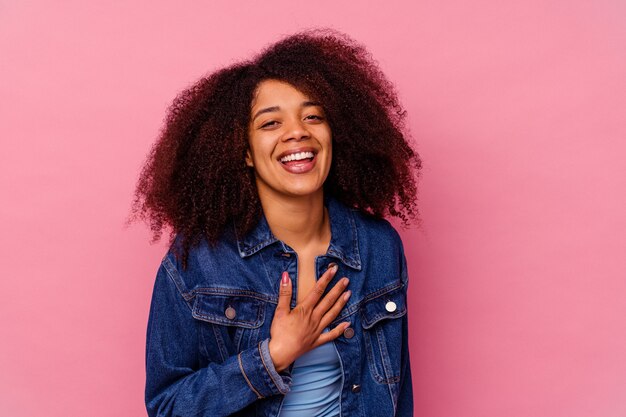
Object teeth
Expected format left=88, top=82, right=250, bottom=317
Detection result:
left=280, top=151, right=315, bottom=163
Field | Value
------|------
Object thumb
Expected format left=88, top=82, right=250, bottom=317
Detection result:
left=275, top=271, right=292, bottom=317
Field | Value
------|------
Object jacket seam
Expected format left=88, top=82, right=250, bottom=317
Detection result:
left=330, top=281, right=405, bottom=325
left=162, top=256, right=195, bottom=307
left=237, top=352, right=264, bottom=399
left=192, top=288, right=276, bottom=303
left=258, top=341, right=289, bottom=395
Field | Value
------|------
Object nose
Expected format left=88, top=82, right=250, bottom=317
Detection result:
left=282, top=117, right=309, bottom=142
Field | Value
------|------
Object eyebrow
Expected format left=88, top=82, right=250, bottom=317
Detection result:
left=252, top=101, right=322, bottom=122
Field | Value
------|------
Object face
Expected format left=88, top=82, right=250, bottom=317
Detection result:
left=246, top=79, right=332, bottom=201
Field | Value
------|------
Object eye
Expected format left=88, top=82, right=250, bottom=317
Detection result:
left=260, top=120, right=279, bottom=129
left=305, top=115, right=324, bottom=122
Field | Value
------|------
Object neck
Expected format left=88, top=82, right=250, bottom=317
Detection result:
left=258, top=189, right=329, bottom=252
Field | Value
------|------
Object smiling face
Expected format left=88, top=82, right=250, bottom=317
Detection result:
left=246, top=79, right=332, bottom=202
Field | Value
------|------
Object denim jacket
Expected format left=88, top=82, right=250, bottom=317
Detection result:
left=145, top=197, right=413, bottom=416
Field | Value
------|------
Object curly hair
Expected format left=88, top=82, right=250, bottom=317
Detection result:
left=129, top=29, right=422, bottom=269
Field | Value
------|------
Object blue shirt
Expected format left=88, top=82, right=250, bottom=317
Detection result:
left=145, top=196, right=413, bottom=416
left=278, top=329, right=342, bottom=416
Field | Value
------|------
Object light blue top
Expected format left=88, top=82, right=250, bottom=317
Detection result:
left=278, top=336, right=342, bottom=417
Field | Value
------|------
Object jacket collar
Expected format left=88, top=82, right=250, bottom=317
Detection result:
left=235, top=196, right=362, bottom=270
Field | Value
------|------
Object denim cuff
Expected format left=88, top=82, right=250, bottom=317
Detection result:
left=238, top=338, right=292, bottom=398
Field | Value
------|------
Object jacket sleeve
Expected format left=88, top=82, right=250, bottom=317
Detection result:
left=145, top=262, right=291, bottom=417
left=395, top=244, right=414, bottom=416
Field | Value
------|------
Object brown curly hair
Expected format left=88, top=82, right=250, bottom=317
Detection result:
left=129, top=29, right=422, bottom=268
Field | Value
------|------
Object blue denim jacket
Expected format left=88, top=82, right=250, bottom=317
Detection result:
left=145, top=197, right=413, bottom=416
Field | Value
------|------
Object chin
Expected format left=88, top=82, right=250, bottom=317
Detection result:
left=282, top=188, right=324, bottom=198
left=275, top=181, right=326, bottom=197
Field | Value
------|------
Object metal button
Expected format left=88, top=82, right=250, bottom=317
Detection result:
left=385, top=301, right=397, bottom=313
left=343, top=327, right=355, bottom=339
left=281, top=252, right=291, bottom=258
left=225, top=306, right=236, bottom=320
left=351, top=384, right=361, bottom=393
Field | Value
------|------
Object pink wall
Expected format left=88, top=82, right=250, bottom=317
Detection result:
left=1, top=1, right=625, bottom=416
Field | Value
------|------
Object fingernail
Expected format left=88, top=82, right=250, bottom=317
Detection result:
left=281, top=272, right=290, bottom=286
left=327, top=262, right=337, bottom=271
left=343, top=290, right=352, bottom=301
left=343, top=277, right=350, bottom=286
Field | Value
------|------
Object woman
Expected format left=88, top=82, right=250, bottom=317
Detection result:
left=132, top=29, right=421, bottom=417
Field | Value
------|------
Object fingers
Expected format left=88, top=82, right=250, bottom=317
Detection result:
left=315, top=322, right=351, bottom=346
left=301, top=263, right=339, bottom=308
left=312, top=276, right=350, bottom=320
left=318, top=288, right=352, bottom=331
left=275, top=271, right=292, bottom=318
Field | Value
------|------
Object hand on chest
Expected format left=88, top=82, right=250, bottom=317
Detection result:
left=294, top=253, right=320, bottom=305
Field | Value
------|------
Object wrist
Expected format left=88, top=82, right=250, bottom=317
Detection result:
left=268, top=339, right=290, bottom=372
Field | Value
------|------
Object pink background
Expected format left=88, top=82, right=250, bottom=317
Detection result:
left=1, top=1, right=625, bottom=416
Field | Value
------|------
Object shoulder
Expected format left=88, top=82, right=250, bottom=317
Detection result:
left=328, top=196, right=403, bottom=252
left=340, top=206, right=410, bottom=293
left=348, top=207, right=410, bottom=283
left=160, top=226, right=241, bottom=291
left=350, top=208, right=404, bottom=252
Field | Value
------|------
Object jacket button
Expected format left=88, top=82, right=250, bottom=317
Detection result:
left=281, top=252, right=292, bottom=258
left=343, top=327, right=355, bottom=339
left=385, top=301, right=397, bottom=312
left=225, top=306, right=236, bottom=320
left=351, top=384, right=361, bottom=393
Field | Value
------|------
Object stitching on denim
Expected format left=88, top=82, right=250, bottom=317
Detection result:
left=193, top=315, right=263, bottom=328
left=233, top=327, right=244, bottom=353
left=326, top=248, right=361, bottom=270
left=162, top=257, right=194, bottom=299
left=238, top=353, right=264, bottom=399
left=234, top=219, right=280, bottom=258
left=237, top=327, right=256, bottom=352
left=361, top=308, right=407, bottom=329
left=161, top=259, right=195, bottom=311
left=376, top=325, right=401, bottom=383
left=387, top=376, right=398, bottom=412
left=361, top=289, right=407, bottom=329
left=363, top=327, right=385, bottom=383
left=192, top=295, right=266, bottom=329
left=196, top=322, right=210, bottom=360
left=244, top=238, right=278, bottom=256
left=210, top=323, right=227, bottom=363
left=240, top=237, right=279, bottom=257
left=258, top=341, right=289, bottom=395
left=192, top=288, right=276, bottom=304
left=329, top=281, right=405, bottom=325
left=363, top=322, right=402, bottom=385
left=362, top=281, right=404, bottom=302
left=235, top=198, right=363, bottom=270
left=257, top=249, right=276, bottom=298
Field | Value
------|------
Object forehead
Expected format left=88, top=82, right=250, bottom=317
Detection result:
left=250, top=79, right=312, bottom=109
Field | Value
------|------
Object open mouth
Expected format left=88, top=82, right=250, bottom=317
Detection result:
left=279, top=151, right=316, bottom=165
left=277, top=150, right=318, bottom=174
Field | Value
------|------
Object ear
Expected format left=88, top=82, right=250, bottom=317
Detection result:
left=245, top=149, right=254, bottom=167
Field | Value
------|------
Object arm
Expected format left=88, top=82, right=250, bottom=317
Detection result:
left=395, top=244, right=414, bottom=416
left=395, top=307, right=414, bottom=416
left=144, top=264, right=291, bottom=417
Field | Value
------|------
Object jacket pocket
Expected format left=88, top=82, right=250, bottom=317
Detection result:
left=192, top=293, right=267, bottom=360
left=360, top=284, right=407, bottom=384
